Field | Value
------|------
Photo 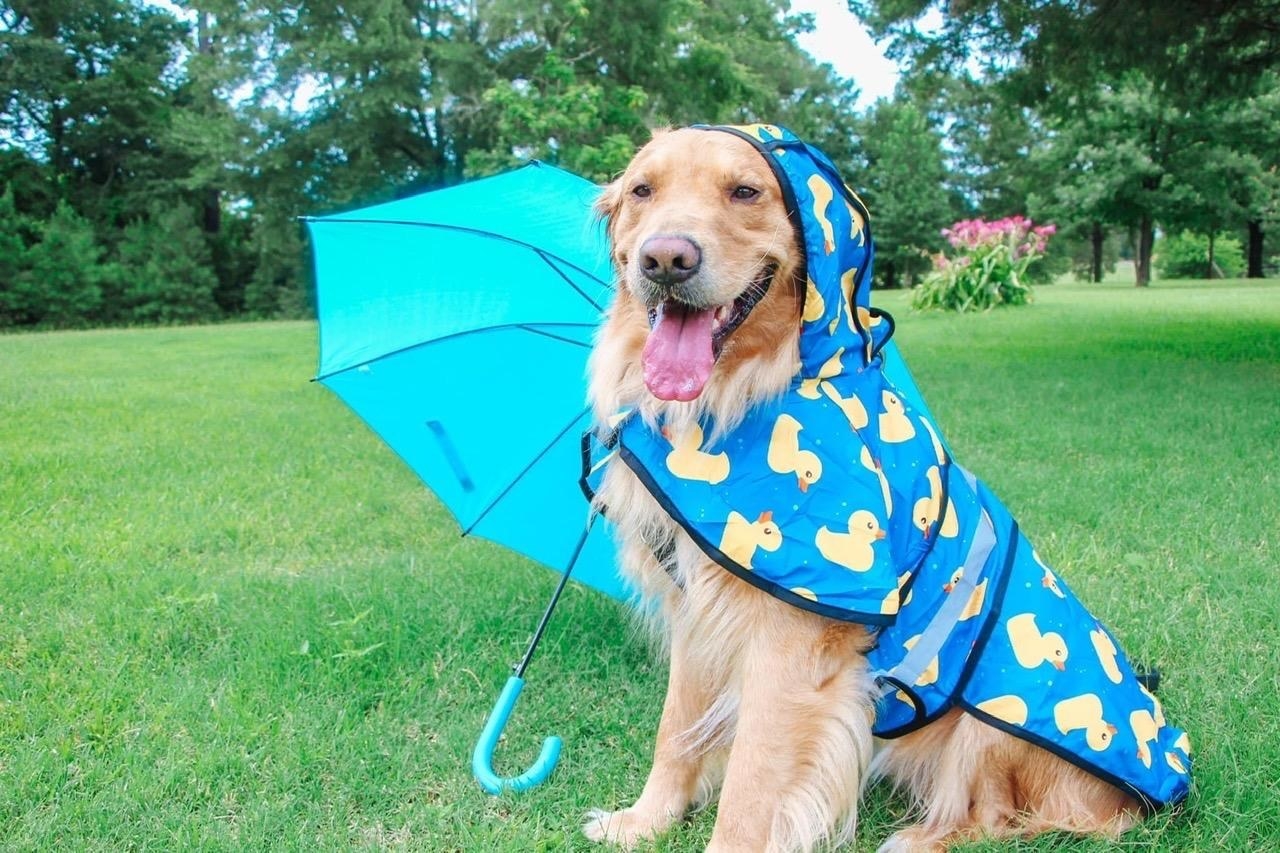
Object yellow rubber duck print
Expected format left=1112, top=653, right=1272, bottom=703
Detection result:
left=1041, top=567, right=1065, bottom=598
left=878, top=390, right=917, bottom=443
left=1054, top=694, right=1118, bottom=752
left=1130, top=708, right=1160, bottom=768
left=902, top=634, right=940, bottom=686
left=843, top=181, right=869, bottom=221
left=735, top=123, right=784, bottom=142
left=718, top=510, right=782, bottom=569
left=912, top=466, right=958, bottom=539
left=880, top=585, right=899, bottom=615
left=767, top=413, right=822, bottom=492
left=661, top=423, right=730, bottom=485
left=798, top=347, right=844, bottom=400
left=791, top=586, right=817, bottom=602
left=1006, top=613, right=1069, bottom=671
left=941, top=567, right=987, bottom=620
left=837, top=268, right=858, bottom=333
left=918, top=416, right=947, bottom=465
left=859, top=446, right=892, bottom=516
left=1174, top=731, right=1191, bottom=755
left=844, top=195, right=866, bottom=244
left=802, top=277, right=825, bottom=324
left=807, top=174, right=836, bottom=254
left=821, top=266, right=858, bottom=335
left=1090, top=627, right=1123, bottom=684
left=961, top=582, right=989, bottom=621
left=976, top=695, right=1029, bottom=726
left=881, top=570, right=914, bottom=615
left=816, top=509, right=885, bottom=572
left=820, top=379, right=869, bottom=430
left=1139, top=684, right=1166, bottom=727
left=1166, top=751, right=1188, bottom=774
left=854, top=305, right=880, bottom=361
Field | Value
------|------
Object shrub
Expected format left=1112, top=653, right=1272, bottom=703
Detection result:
left=911, top=216, right=1056, bottom=312
left=1155, top=231, right=1244, bottom=279
left=8, top=201, right=106, bottom=327
left=118, top=202, right=221, bottom=324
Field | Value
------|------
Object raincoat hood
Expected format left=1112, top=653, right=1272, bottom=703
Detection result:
left=583, top=124, right=1191, bottom=809
left=723, top=124, right=887, bottom=375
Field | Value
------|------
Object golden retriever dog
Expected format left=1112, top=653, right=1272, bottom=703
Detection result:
left=581, top=127, right=1149, bottom=852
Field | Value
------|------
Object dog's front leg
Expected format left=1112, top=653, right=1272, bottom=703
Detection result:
left=707, top=612, right=876, bottom=853
left=584, top=617, right=717, bottom=847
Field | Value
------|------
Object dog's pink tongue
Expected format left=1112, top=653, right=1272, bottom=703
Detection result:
left=642, top=304, right=716, bottom=401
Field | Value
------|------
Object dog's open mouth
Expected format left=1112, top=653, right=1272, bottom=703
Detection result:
left=641, top=265, right=776, bottom=402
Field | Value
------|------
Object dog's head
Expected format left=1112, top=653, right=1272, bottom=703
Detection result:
left=596, top=128, right=805, bottom=404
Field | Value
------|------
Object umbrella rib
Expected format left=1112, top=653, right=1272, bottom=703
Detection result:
left=315, top=322, right=594, bottom=381
left=516, top=325, right=597, bottom=348
left=462, top=405, right=592, bottom=537
left=306, top=218, right=610, bottom=295
left=536, top=249, right=609, bottom=311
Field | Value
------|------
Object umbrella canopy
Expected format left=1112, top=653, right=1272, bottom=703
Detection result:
left=307, top=162, right=624, bottom=600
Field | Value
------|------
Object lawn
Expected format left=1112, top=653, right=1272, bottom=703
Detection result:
left=2, top=279, right=1278, bottom=851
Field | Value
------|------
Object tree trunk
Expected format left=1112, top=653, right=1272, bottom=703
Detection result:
left=197, top=10, right=220, bottom=237
left=1247, top=220, right=1264, bottom=278
left=885, top=260, right=898, bottom=290
left=1135, top=216, right=1153, bottom=286
left=1091, top=222, right=1104, bottom=282
left=1207, top=231, right=1216, bottom=279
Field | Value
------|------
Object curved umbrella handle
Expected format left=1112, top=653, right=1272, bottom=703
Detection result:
left=472, top=675, right=563, bottom=794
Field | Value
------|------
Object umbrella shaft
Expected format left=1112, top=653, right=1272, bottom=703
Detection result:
left=514, top=521, right=592, bottom=678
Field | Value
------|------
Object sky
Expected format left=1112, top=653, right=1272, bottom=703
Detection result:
left=789, top=0, right=902, bottom=108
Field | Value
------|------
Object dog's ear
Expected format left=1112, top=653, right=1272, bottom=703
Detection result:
left=594, top=177, right=625, bottom=250
left=595, top=177, right=624, bottom=225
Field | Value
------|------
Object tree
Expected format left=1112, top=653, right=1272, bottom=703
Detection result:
left=1026, top=74, right=1190, bottom=286
left=848, top=0, right=1280, bottom=106
left=857, top=97, right=954, bottom=288
left=117, top=202, right=221, bottom=323
left=851, top=0, right=1280, bottom=284
left=465, top=0, right=863, bottom=181
left=0, top=187, right=32, bottom=327
left=16, top=201, right=106, bottom=327
left=1, top=0, right=873, bottom=328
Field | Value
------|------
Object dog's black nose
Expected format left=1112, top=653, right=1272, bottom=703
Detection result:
left=640, top=235, right=702, bottom=286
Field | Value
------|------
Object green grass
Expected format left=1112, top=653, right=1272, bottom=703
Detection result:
left=2, top=279, right=1278, bottom=851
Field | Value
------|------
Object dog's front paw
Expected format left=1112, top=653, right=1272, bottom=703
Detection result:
left=875, top=827, right=948, bottom=853
left=583, top=807, right=670, bottom=848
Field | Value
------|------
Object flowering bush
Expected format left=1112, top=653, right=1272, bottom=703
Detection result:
left=911, top=216, right=1057, bottom=312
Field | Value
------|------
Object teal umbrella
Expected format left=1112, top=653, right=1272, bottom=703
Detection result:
left=305, top=159, right=942, bottom=795
left=305, top=163, right=623, bottom=794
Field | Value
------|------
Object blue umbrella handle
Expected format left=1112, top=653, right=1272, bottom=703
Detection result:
left=472, top=675, right=562, bottom=794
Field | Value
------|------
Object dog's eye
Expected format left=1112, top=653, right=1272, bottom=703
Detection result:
left=732, top=185, right=760, bottom=201
left=631, top=184, right=652, bottom=199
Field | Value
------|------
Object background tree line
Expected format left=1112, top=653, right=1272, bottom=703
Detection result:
left=1, top=0, right=1277, bottom=330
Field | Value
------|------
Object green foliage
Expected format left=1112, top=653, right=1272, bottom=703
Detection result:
left=912, top=216, right=1053, bottom=312
left=858, top=97, right=954, bottom=288
left=5, top=201, right=106, bottom=327
left=117, top=203, right=222, bottom=323
left=2, top=0, right=1276, bottom=325
left=1156, top=231, right=1246, bottom=280
left=0, top=188, right=31, bottom=327
left=0, top=0, right=867, bottom=328
left=242, top=213, right=310, bottom=319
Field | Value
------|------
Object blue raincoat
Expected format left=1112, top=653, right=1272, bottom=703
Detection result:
left=584, top=124, right=1190, bottom=809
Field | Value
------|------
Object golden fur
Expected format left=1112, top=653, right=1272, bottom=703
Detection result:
left=584, top=128, right=1141, bottom=852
